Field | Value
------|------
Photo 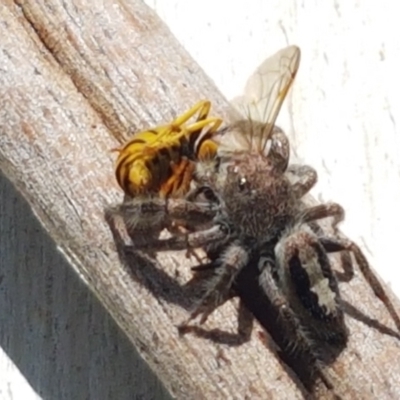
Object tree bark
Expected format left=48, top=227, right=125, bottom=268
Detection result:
left=1, top=1, right=400, bottom=399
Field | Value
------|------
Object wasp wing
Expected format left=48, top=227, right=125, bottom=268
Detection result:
left=230, top=45, right=300, bottom=153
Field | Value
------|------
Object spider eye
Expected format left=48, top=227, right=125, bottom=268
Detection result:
left=238, top=177, right=247, bottom=192
left=201, top=186, right=220, bottom=204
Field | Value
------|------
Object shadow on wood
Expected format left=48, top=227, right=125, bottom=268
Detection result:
left=0, top=172, right=171, bottom=400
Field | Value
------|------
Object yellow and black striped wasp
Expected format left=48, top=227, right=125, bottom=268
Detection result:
left=113, top=100, right=222, bottom=199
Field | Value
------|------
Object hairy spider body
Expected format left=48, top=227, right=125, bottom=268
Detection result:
left=184, top=125, right=349, bottom=350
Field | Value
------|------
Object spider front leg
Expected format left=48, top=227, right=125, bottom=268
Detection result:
left=320, top=235, right=400, bottom=334
left=105, top=197, right=219, bottom=250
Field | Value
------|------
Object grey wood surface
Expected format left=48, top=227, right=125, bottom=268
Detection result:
left=0, top=171, right=172, bottom=400
left=1, top=0, right=400, bottom=399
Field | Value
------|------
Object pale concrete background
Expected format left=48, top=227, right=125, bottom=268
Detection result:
left=2, top=1, right=400, bottom=399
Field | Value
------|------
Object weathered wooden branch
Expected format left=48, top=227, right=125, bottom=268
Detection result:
left=1, top=0, right=400, bottom=399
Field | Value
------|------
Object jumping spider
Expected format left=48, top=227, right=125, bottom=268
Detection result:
left=112, top=121, right=400, bottom=359
left=106, top=46, right=400, bottom=364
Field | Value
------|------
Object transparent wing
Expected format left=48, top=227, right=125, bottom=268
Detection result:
left=231, top=45, right=300, bottom=152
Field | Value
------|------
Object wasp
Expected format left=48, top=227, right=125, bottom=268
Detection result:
left=113, top=100, right=222, bottom=199
left=113, top=45, right=400, bottom=360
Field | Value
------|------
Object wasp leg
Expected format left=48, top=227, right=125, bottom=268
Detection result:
left=187, top=117, right=222, bottom=161
left=172, top=99, right=211, bottom=126
left=175, top=100, right=222, bottom=161
left=185, top=117, right=222, bottom=135
left=287, top=164, right=318, bottom=199
left=320, top=236, right=400, bottom=333
left=158, top=158, right=195, bottom=198
left=169, top=99, right=221, bottom=140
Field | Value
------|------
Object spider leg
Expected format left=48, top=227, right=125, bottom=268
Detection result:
left=259, top=254, right=346, bottom=388
left=129, top=224, right=229, bottom=252
left=273, top=227, right=347, bottom=346
left=287, top=164, right=318, bottom=199
left=258, top=256, right=319, bottom=356
left=181, top=241, right=250, bottom=326
left=118, top=197, right=217, bottom=229
left=105, top=197, right=219, bottom=249
left=301, top=202, right=345, bottom=231
left=236, top=299, right=255, bottom=340
left=320, top=235, right=400, bottom=333
left=301, top=202, right=352, bottom=282
left=268, top=128, right=290, bottom=173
